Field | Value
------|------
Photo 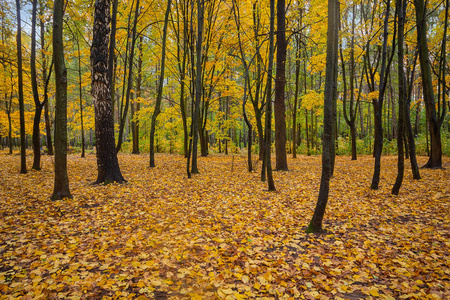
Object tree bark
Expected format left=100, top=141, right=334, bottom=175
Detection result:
left=31, top=0, right=44, bottom=170
left=51, top=0, right=72, bottom=199
left=191, top=0, right=204, bottom=174
left=307, top=0, right=339, bottom=233
left=274, top=0, right=288, bottom=171
left=91, top=0, right=125, bottom=184
left=392, top=0, right=406, bottom=195
left=263, top=0, right=276, bottom=191
left=371, top=0, right=395, bottom=189
left=414, top=0, right=443, bottom=168
left=15, top=0, right=27, bottom=174
left=117, top=0, right=139, bottom=153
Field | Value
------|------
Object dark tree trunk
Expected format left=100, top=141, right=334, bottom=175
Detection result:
left=406, top=51, right=421, bottom=179
left=16, top=0, right=27, bottom=174
left=31, top=0, right=44, bottom=170
left=232, top=0, right=252, bottom=171
left=292, top=37, right=301, bottom=159
left=108, top=0, right=118, bottom=110
left=150, top=0, right=171, bottom=167
left=191, top=0, right=204, bottom=174
left=392, top=0, right=407, bottom=195
left=274, top=0, right=288, bottom=171
left=414, top=0, right=443, bottom=168
left=307, top=0, right=339, bottom=233
left=51, top=0, right=72, bottom=200
left=371, top=0, right=395, bottom=189
left=117, top=0, right=139, bottom=153
left=75, top=37, right=86, bottom=158
left=41, top=4, right=53, bottom=156
left=91, top=0, right=125, bottom=184
left=132, top=36, right=142, bottom=154
left=263, top=0, right=276, bottom=191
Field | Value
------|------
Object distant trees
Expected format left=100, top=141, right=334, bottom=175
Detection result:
left=0, top=0, right=448, bottom=198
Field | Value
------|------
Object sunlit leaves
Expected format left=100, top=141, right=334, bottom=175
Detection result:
left=0, top=153, right=448, bottom=298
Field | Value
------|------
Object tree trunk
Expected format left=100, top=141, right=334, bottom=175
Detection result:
left=91, top=0, right=125, bottom=184
left=51, top=0, right=72, bottom=199
left=263, top=0, right=276, bottom=191
left=31, top=0, right=43, bottom=170
left=117, top=0, right=139, bottom=153
left=191, top=0, right=204, bottom=174
left=371, top=0, right=394, bottom=189
left=274, top=0, right=288, bottom=171
left=392, top=0, right=406, bottom=195
left=132, top=36, right=143, bottom=154
left=150, top=0, right=171, bottom=167
left=414, top=0, right=443, bottom=168
left=307, top=0, right=339, bottom=233
left=15, top=0, right=27, bottom=174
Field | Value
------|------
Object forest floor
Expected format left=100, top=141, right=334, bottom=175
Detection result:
left=0, top=151, right=449, bottom=300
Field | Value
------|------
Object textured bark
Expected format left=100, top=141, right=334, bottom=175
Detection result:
left=91, top=0, right=125, bottom=184
left=51, top=0, right=72, bottom=200
left=307, top=0, right=338, bottom=233
left=414, top=0, right=443, bottom=168
left=274, top=0, right=288, bottom=171
left=15, top=0, right=26, bottom=174
left=392, top=0, right=406, bottom=195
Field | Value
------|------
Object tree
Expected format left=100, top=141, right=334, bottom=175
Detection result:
left=414, top=0, right=444, bottom=169
left=306, top=0, right=339, bottom=233
left=51, top=0, right=72, bottom=200
left=31, top=0, right=45, bottom=170
left=262, top=0, right=276, bottom=191
left=116, top=0, right=139, bottom=153
left=15, top=0, right=26, bottom=174
left=149, top=0, right=171, bottom=167
left=274, top=0, right=288, bottom=171
left=190, top=0, right=205, bottom=174
left=392, top=0, right=407, bottom=195
left=91, top=0, right=125, bottom=184
left=371, top=1, right=395, bottom=190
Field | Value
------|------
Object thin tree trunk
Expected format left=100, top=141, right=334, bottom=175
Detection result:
left=392, top=0, right=406, bottom=195
left=307, top=0, right=339, bottom=233
left=150, top=0, right=171, bottom=167
left=16, top=0, right=27, bottom=174
left=191, top=0, right=204, bottom=174
left=371, top=0, right=395, bottom=189
left=117, top=0, right=139, bottom=153
left=264, top=0, right=276, bottom=191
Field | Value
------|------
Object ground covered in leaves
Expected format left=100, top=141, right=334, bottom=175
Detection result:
left=0, top=151, right=449, bottom=300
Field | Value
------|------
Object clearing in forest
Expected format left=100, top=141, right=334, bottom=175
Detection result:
left=0, top=152, right=449, bottom=299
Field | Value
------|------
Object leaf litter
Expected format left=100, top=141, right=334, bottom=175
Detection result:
left=0, top=152, right=449, bottom=299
